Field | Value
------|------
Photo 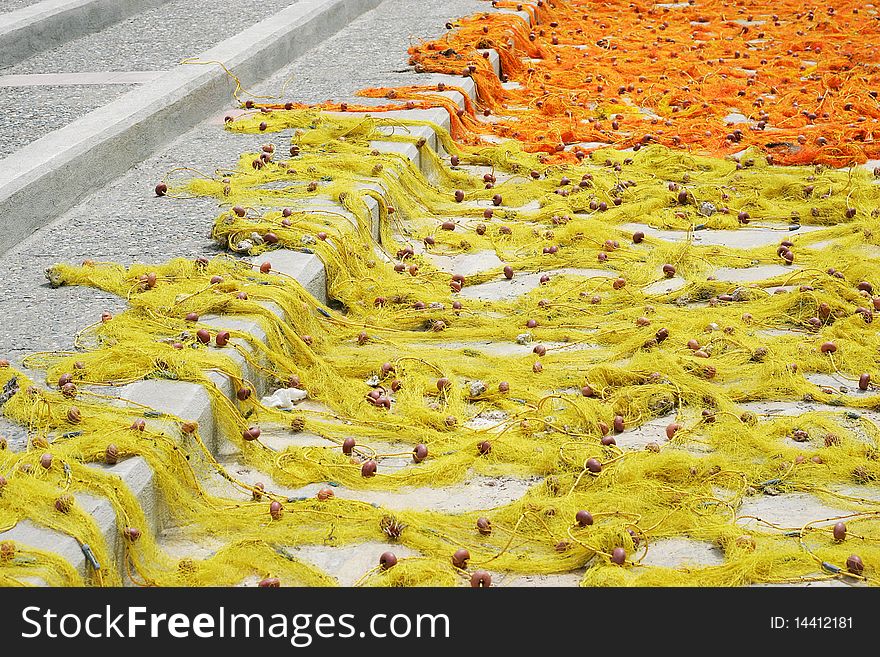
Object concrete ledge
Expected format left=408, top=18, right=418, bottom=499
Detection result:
left=2, top=455, right=160, bottom=582
left=0, top=0, right=170, bottom=69
left=250, top=249, right=329, bottom=305
left=0, top=0, right=383, bottom=255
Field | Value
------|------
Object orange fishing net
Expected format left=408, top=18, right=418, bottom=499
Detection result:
left=392, top=0, right=880, bottom=166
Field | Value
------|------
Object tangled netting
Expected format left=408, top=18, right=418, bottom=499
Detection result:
left=1, top=0, right=879, bottom=587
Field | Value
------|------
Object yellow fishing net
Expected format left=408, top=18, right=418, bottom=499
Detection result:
left=1, top=0, right=879, bottom=587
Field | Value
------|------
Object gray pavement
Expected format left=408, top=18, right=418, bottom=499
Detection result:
left=0, top=83, right=134, bottom=156
left=0, top=0, right=485, bottom=364
left=0, top=0, right=40, bottom=12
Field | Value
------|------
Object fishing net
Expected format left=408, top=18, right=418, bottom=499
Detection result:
left=1, top=0, right=879, bottom=587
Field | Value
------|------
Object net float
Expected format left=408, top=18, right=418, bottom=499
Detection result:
left=66, top=406, right=81, bottom=424
left=379, top=552, right=397, bottom=570
left=412, top=444, right=428, bottom=463
left=361, top=460, right=378, bottom=477
left=576, top=510, right=594, bottom=527
left=269, top=501, right=283, bottom=520
left=55, top=494, right=74, bottom=513
left=452, top=549, right=470, bottom=569
left=476, top=517, right=492, bottom=535
left=846, top=554, right=864, bottom=575
left=470, top=571, right=491, bottom=587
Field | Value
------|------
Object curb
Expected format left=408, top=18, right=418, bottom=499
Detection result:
left=0, top=0, right=170, bottom=69
left=1, top=3, right=537, bottom=585
left=0, top=0, right=383, bottom=256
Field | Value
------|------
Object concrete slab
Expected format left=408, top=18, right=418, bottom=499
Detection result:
left=640, top=538, right=725, bottom=568
left=501, top=571, right=584, bottom=587
left=737, top=493, right=852, bottom=531
left=712, top=264, right=798, bottom=283
left=621, top=222, right=824, bottom=249
left=644, top=276, right=687, bottom=295
left=205, top=449, right=539, bottom=513
left=247, top=248, right=328, bottom=305
left=408, top=339, right=601, bottom=357
left=459, top=268, right=615, bottom=301
left=287, top=541, right=422, bottom=586
left=421, top=249, right=505, bottom=276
